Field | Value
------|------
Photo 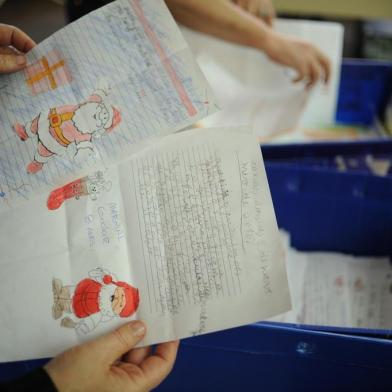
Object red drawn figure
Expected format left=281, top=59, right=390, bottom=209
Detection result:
left=47, top=171, right=112, bottom=210
left=13, top=80, right=122, bottom=174
left=52, top=268, right=139, bottom=335
left=24, top=50, right=72, bottom=95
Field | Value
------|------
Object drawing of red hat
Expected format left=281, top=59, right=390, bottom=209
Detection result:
left=102, top=275, right=140, bottom=318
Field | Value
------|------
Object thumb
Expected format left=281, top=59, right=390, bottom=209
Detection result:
left=86, top=320, right=146, bottom=365
left=0, top=54, right=26, bottom=73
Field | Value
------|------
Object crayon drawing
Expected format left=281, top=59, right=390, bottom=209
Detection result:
left=52, top=268, right=139, bottom=335
left=13, top=81, right=121, bottom=174
left=47, top=171, right=112, bottom=210
left=24, top=50, right=72, bottom=95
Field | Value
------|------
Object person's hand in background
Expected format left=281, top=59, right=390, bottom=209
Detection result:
left=45, top=321, right=179, bottom=392
left=166, top=0, right=331, bottom=87
left=263, top=30, right=331, bottom=87
left=232, top=0, right=330, bottom=86
left=0, top=24, right=35, bottom=74
left=233, top=0, right=276, bottom=26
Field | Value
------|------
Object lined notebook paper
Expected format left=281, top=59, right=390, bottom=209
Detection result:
left=0, top=0, right=217, bottom=211
left=0, top=127, right=290, bottom=361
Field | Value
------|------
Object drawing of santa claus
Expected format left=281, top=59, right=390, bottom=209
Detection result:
left=13, top=84, right=121, bottom=174
left=52, top=268, right=139, bottom=335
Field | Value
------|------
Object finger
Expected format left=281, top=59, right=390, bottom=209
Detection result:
left=0, top=54, right=27, bottom=73
left=267, top=3, right=276, bottom=26
left=0, top=47, right=20, bottom=55
left=0, top=24, right=36, bottom=53
left=268, top=0, right=277, bottom=19
left=85, top=320, right=146, bottom=365
left=264, top=14, right=273, bottom=27
left=123, top=346, right=152, bottom=366
left=139, top=340, right=180, bottom=390
left=292, top=66, right=307, bottom=83
left=260, top=0, right=276, bottom=26
left=260, top=13, right=273, bottom=27
left=306, top=61, right=321, bottom=89
left=305, top=68, right=316, bottom=90
left=236, top=0, right=248, bottom=10
left=318, top=53, right=331, bottom=84
left=248, top=0, right=260, bottom=15
left=313, top=61, right=323, bottom=84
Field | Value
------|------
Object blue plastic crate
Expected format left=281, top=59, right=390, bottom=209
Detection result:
left=2, top=323, right=392, bottom=392
left=262, top=140, right=392, bottom=256
left=158, top=323, right=392, bottom=392
left=336, top=59, right=392, bottom=126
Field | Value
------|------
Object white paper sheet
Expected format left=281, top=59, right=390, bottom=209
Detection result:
left=0, top=127, right=290, bottom=362
left=181, top=19, right=343, bottom=139
left=0, top=0, right=218, bottom=211
left=270, top=234, right=392, bottom=330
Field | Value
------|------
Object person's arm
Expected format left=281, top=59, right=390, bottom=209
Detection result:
left=0, top=367, right=56, bottom=392
left=0, top=24, right=35, bottom=73
left=1, top=321, right=179, bottom=392
left=166, top=0, right=273, bottom=51
left=233, top=0, right=276, bottom=26
left=165, top=0, right=330, bottom=87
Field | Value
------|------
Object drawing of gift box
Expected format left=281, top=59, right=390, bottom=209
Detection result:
left=25, top=50, right=72, bottom=95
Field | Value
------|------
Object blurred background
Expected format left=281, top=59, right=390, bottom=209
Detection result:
left=1, top=0, right=391, bottom=59
left=1, top=0, right=391, bottom=142
left=0, top=0, right=66, bottom=43
left=1, top=2, right=392, bottom=390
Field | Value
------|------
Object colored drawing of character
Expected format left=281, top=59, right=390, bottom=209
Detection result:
left=52, top=268, right=139, bottom=336
left=13, top=83, right=121, bottom=174
left=47, top=171, right=112, bottom=210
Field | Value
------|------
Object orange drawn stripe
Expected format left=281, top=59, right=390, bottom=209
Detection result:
left=53, top=125, right=71, bottom=146
left=49, top=127, right=71, bottom=147
left=130, top=0, right=197, bottom=117
left=26, top=57, right=65, bottom=90
left=42, top=57, right=57, bottom=90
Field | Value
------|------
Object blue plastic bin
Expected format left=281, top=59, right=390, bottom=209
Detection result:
left=2, top=322, right=392, bottom=392
left=158, top=323, right=392, bottom=392
left=336, top=59, right=392, bottom=126
left=262, top=140, right=392, bottom=257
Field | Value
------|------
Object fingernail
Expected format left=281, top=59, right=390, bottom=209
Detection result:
left=130, top=321, right=145, bottom=337
left=16, top=56, right=26, bottom=65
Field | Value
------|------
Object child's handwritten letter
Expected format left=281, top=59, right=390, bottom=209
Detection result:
left=0, top=127, right=290, bottom=362
left=270, top=235, right=392, bottom=330
left=0, top=0, right=217, bottom=211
